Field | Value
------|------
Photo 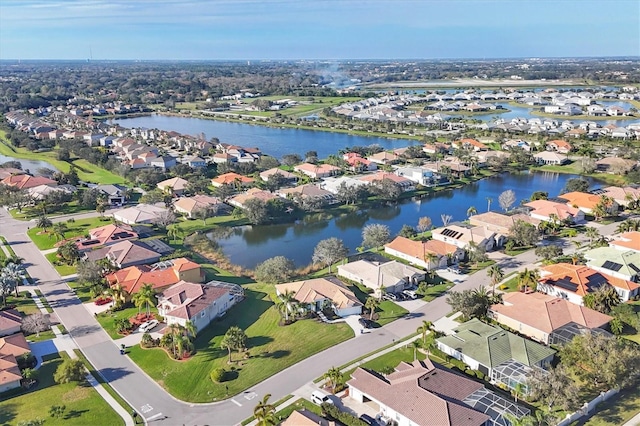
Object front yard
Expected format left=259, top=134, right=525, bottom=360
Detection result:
left=45, top=252, right=77, bottom=276
left=28, top=216, right=114, bottom=250
left=347, top=282, right=408, bottom=326
left=127, top=283, right=354, bottom=402
left=96, top=305, right=160, bottom=340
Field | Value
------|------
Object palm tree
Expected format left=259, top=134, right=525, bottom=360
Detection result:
left=253, top=394, right=276, bottom=426
left=107, top=284, right=128, bottom=309
left=365, top=297, right=379, bottom=321
left=276, top=290, right=297, bottom=322
left=516, top=268, right=539, bottom=293
left=184, top=320, right=197, bottom=339
left=585, top=226, right=600, bottom=245
left=416, top=320, right=433, bottom=344
left=51, top=222, right=67, bottom=242
left=221, top=326, right=247, bottom=363
left=324, top=366, right=343, bottom=393
left=36, top=216, right=52, bottom=232
left=424, top=252, right=438, bottom=271
left=411, top=340, right=422, bottom=361
left=167, top=226, right=180, bottom=243
left=486, top=197, right=493, bottom=212
left=466, top=206, right=477, bottom=218
left=487, top=264, right=504, bottom=296
left=132, top=283, right=156, bottom=318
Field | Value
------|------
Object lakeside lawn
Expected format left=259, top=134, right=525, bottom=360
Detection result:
left=535, top=163, right=627, bottom=186
left=127, top=284, right=353, bottom=402
left=0, top=355, right=124, bottom=426
left=28, top=216, right=113, bottom=250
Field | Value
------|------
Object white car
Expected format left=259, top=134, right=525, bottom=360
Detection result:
left=138, top=320, right=159, bottom=333
left=310, top=390, right=333, bottom=405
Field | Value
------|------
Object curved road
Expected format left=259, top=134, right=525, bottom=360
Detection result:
left=3, top=208, right=597, bottom=425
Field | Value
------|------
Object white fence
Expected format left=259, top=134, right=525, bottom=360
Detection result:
left=557, top=389, right=619, bottom=426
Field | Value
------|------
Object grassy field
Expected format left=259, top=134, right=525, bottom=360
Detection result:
left=127, top=284, right=353, bottom=402
left=534, top=163, right=627, bottom=186
left=0, top=355, right=125, bottom=426
left=27, top=216, right=113, bottom=250
left=580, top=386, right=640, bottom=425
left=72, top=159, right=126, bottom=185
left=45, top=252, right=77, bottom=276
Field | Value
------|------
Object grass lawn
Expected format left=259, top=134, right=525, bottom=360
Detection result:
left=25, top=329, right=56, bottom=342
left=67, top=281, right=94, bottom=303
left=28, top=216, right=114, bottom=250
left=5, top=292, right=40, bottom=316
left=497, top=275, right=521, bottom=293
left=620, top=300, right=640, bottom=345
left=420, top=282, right=454, bottom=302
left=127, top=284, right=354, bottom=402
left=45, top=252, right=77, bottom=276
left=174, top=214, right=249, bottom=234
left=96, top=305, right=159, bottom=340
left=347, top=283, right=408, bottom=326
left=72, top=159, right=126, bottom=185
left=580, top=386, right=640, bottom=425
left=10, top=200, right=95, bottom=221
left=0, top=355, right=125, bottom=426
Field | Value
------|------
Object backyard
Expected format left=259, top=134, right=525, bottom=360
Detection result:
left=127, top=283, right=354, bottom=402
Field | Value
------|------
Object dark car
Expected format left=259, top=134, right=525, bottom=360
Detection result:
left=358, top=317, right=373, bottom=329
left=359, top=414, right=377, bottom=425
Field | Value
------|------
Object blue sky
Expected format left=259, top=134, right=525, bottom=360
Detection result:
left=1, top=0, right=638, bottom=60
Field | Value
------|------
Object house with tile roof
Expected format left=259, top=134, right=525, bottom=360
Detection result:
left=348, top=359, right=530, bottom=426
left=610, top=232, right=640, bottom=253
left=293, top=163, right=341, bottom=179
left=367, top=151, right=400, bottom=165
left=112, top=204, right=169, bottom=225
left=157, top=177, right=189, bottom=196
left=546, top=139, right=572, bottom=153
left=85, top=240, right=162, bottom=269
left=107, top=257, right=203, bottom=294
left=337, top=260, right=425, bottom=297
left=584, top=247, right=640, bottom=285
left=533, top=151, right=568, bottom=165
left=489, top=292, right=611, bottom=345
left=228, top=188, right=280, bottom=209
left=432, top=224, right=502, bottom=251
left=436, top=319, right=555, bottom=388
left=523, top=199, right=585, bottom=224
left=1, top=174, right=57, bottom=190
left=320, top=176, right=368, bottom=195
left=537, top=262, right=639, bottom=304
left=76, top=223, right=138, bottom=252
left=281, top=410, right=336, bottom=426
left=595, top=157, right=637, bottom=174
left=258, top=168, right=298, bottom=185
left=599, top=186, right=640, bottom=208
left=469, top=212, right=540, bottom=236
left=0, top=309, right=21, bottom=337
left=92, top=184, right=128, bottom=206
left=359, top=172, right=415, bottom=192
left=558, top=192, right=617, bottom=214
left=452, top=138, right=488, bottom=152
left=0, top=333, right=30, bottom=393
left=342, top=153, right=378, bottom=172
left=157, top=280, right=243, bottom=334
left=384, top=236, right=465, bottom=270
left=275, top=277, right=362, bottom=317
left=173, top=195, right=226, bottom=218
left=211, top=172, right=255, bottom=188
left=277, top=184, right=336, bottom=205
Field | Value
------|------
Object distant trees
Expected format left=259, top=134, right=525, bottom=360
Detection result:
left=498, top=189, right=516, bottom=212
left=312, top=238, right=348, bottom=272
left=361, top=224, right=391, bottom=249
left=562, top=177, right=590, bottom=194
left=255, top=256, right=295, bottom=284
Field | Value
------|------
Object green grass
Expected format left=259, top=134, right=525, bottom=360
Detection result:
left=174, top=214, right=249, bottom=234
left=34, top=289, right=54, bottom=313
left=4, top=292, right=40, bottom=315
left=127, top=283, right=353, bottom=402
left=580, top=386, right=640, bottom=425
left=240, top=394, right=296, bottom=425
left=25, top=329, right=56, bottom=342
left=96, top=305, right=159, bottom=340
left=420, top=282, right=454, bottom=302
left=342, top=346, right=426, bottom=383
left=620, top=301, right=640, bottom=345
left=0, top=236, right=17, bottom=257
left=45, top=252, right=77, bottom=276
left=67, top=281, right=94, bottom=303
left=0, top=355, right=125, bottom=426
left=347, top=283, right=408, bottom=326
left=534, top=163, right=627, bottom=186
left=28, top=216, right=114, bottom=250
left=72, top=159, right=126, bottom=185
left=498, top=276, right=521, bottom=293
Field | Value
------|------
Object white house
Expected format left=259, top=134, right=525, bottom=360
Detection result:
left=274, top=277, right=362, bottom=317
left=337, top=259, right=425, bottom=297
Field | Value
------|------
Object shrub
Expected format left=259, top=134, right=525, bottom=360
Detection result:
left=54, top=358, right=85, bottom=384
left=321, top=403, right=367, bottom=426
left=210, top=367, right=226, bottom=383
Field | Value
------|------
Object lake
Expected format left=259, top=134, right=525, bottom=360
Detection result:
left=211, top=171, right=598, bottom=269
left=112, top=115, right=419, bottom=159
left=0, top=154, right=58, bottom=175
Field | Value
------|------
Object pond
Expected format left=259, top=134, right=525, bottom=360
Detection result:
left=0, top=154, right=59, bottom=175
left=211, top=171, right=599, bottom=269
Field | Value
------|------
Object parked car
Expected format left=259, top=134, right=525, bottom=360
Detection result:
left=359, top=414, right=377, bottom=425
left=382, top=292, right=397, bottom=301
left=447, top=266, right=462, bottom=275
left=310, top=390, right=333, bottom=405
left=402, top=290, right=418, bottom=300
left=94, top=297, right=112, bottom=306
left=138, top=319, right=159, bottom=333
left=358, top=317, right=373, bottom=329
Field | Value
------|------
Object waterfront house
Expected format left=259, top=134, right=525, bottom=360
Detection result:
left=320, top=176, right=368, bottom=195
left=393, top=165, right=438, bottom=186
left=259, top=168, right=298, bottom=185
left=533, top=151, right=568, bottom=165
left=228, top=188, right=280, bottom=209
left=275, top=277, right=362, bottom=318
left=598, top=186, right=640, bottom=208
left=293, top=163, right=341, bottom=179
left=537, top=262, right=639, bottom=304
left=436, top=318, right=556, bottom=389
left=107, top=257, right=203, bottom=294
left=523, top=199, right=585, bottom=224
left=595, top=157, right=637, bottom=174
left=173, top=195, right=226, bottom=218
left=337, top=259, right=425, bottom=297
left=157, top=177, right=189, bottom=196
left=1, top=175, right=57, bottom=190
left=384, top=236, right=464, bottom=270
left=431, top=224, right=501, bottom=251
left=359, top=172, right=415, bottom=192
left=343, top=153, right=378, bottom=172
left=157, top=280, right=243, bottom=334
left=469, top=212, right=540, bottom=236
left=277, top=184, right=336, bottom=205
left=112, top=204, right=169, bottom=225
left=489, top=292, right=611, bottom=345
left=85, top=240, right=163, bottom=269
left=367, top=151, right=400, bottom=166
left=558, top=192, right=618, bottom=214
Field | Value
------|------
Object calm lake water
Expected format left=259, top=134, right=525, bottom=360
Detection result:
left=0, top=154, right=58, bottom=174
left=112, top=115, right=418, bottom=159
left=211, top=171, right=598, bottom=268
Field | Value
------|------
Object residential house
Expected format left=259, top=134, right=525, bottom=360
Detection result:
left=537, top=262, right=639, bottom=304
left=92, top=184, right=127, bottom=206
left=584, top=246, right=640, bottom=284
left=27, top=184, right=75, bottom=201
left=320, top=176, right=368, bottom=195
left=348, top=359, right=530, bottom=426
left=384, top=236, right=464, bottom=270
left=533, top=151, right=568, bottom=165
left=157, top=177, right=189, bottom=196
left=469, top=212, right=540, bottom=237
left=259, top=168, right=298, bottom=185
left=274, top=277, right=362, bottom=317
left=436, top=318, right=556, bottom=389
left=228, top=188, right=280, bottom=209
left=211, top=172, right=255, bottom=188
left=431, top=224, right=501, bottom=251
left=293, top=163, right=341, bottom=179
left=0, top=309, right=21, bottom=337
left=112, top=204, right=169, bottom=225
left=595, top=157, right=637, bottom=174
left=393, top=166, right=438, bottom=186
left=181, top=155, right=206, bottom=168
left=85, top=240, right=163, bottom=269
left=173, top=195, right=225, bottom=218
left=0, top=333, right=30, bottom=393
left=281, top=410, right=336, bottom=426
left=359, top=172, right=415, bottom=192
left=277, top=184, right=336, bottom=205
left=337, top=259, right=425, bottom=297
left=523, top=199, right=585, bottom=224
left=599, top=186, right=640, bottom=208
left=558, top=192, right=618, bottom=214
left=489, top=292, right=611, bottom=345
left=0, top=168, right=25, bottom=180
left=546, top=139, right=572, bottom=153
left=107, top=257, right=203, bottom=294
left=1, top=175, right=57, bottom=190
left=76, top=224, right=138, bottom=251
left=367, top=151, right=400, bottom=166
left=452, top=138, right=488, bottom=152
left=157, top=280, right=244, bottom=334
left=610, top=232, right=640, bottom=253
left=343, top=153, right=378, bottom=172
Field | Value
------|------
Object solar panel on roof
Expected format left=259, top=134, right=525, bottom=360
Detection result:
left=629, top=264, right=640, bottom=273
left=602, top=260, right=623, bottom=272
left=555, top=279, right=578, bottom=292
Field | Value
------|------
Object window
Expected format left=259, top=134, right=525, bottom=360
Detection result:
left=200, top=311, right=205, bottom=318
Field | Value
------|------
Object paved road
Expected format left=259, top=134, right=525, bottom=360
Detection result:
left=1, top=208, right=619, bottom=425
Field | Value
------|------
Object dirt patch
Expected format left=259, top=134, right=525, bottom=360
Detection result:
left=62, top=386, right=90, bottom=402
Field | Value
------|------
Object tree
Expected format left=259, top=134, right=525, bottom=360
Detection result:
left=132, top=283, right=156, bottom=317
left=214, top=183, right=235, bottom=201
left=152, top=210, right=176, bottom=229
left=365, top=297, right=379, bottom=321
left=611, top=303, right=640, bottom=333
left=57, top=241, right=80, bottom=265
left=324, top=366, right=343, bottom=394
left=167, top=226, right=181, bottom=243
left=446, top=289, right=491, bottom=321
left=2, top=262, right=23, bottom=297
left=527, top=364, right=579, bottom=412
left=582, top=284, right=621, bottom=314
left=516, top=268, right=539, bottom=293
left=51, top=222, right=67, bottom=242
left=370, top=178, right=402, bottom=201
left=467, top=242, right=487, bottom=267
left=255, top=256, right=295, bottom=284
left=534, top=244, right=563, bottom=263
left=417, top=216, right=432, bottom=233
left=210, top=367, right=226, bottom=383
left=49, top=405, right=66, bottom=419
left=96, top=202, right=107, bottom=217
left=36, top=215, right=52, bottom=231
left=193, top=205, right=219, bottom=225
left=562, top=177, right=590, bottom=194
left=221, top=326, right=247, bottom=363
left=21, top=367, right=38, bottom=387
left=416, top=320, right=433, bottom=344
left=17, top=419, right=45, bottom=426
left=398, top=224, right=417, bottom=238
left=244, top=198, right=269, bottom=225
left=466, top=206, right=477, bottom=218
left=21, top=313, right=51, bottom=337
left=253, top=394, right=276, bottom=426
left=107, top=284, right=129, bottom=310
left=440, top=214, right=452, bottom=227
left=275, top=290, right=298, bottom=322
left=530, top=191, right=548, bottom=201
left=0, top=273, right=18, bottom=307
left=312, top=237, right=348, bottom=273
left=54, top=358, right=85, bottom=383
left=281, top=153, right=302, bottom=167
left=81, top=188, right=103, bottom=209
left=509, top=220, right=540, bottom=248
left=77, top=259, right=105, bottom=287
left=498, top=189, right=516, bottom=212
left=486, top=264, right=504, bottom=295
left=140, top=189, right=165, bottom=204
left=560, top=332, right=640, bottom=391
left=361, top=223, right=391, bottom=249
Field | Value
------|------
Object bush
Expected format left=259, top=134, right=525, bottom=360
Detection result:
left=54, top=358, right=85, bottom=384
left=321, top=403, right=367, bottom=426
left=210, top=367, right=226, bottom=383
